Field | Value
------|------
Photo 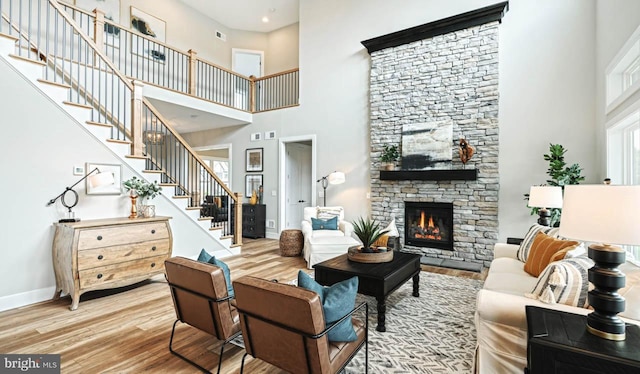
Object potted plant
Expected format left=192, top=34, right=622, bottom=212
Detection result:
left=524, top=144, right=585, bottom=226
left=380, top=144, right=399, bottom=171
left=123, top=176, right=162, bottom=218
left=348, top=216, right=394, bottom=263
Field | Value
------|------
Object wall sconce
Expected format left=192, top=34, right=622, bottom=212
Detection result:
left=47, top=167, right=115, bottom=222
left=317, top=171, right=345, bottom=206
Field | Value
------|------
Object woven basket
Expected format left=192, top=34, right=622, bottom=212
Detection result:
left=279, top=229, right=304, bottom=257
left=347, top=245, right=394, bottom=263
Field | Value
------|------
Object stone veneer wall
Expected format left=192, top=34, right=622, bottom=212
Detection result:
left=369, top=21, right=500, bottom=267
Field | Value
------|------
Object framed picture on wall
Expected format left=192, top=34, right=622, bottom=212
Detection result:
left=246, top=148, right=263, bottom=172
left=130, top=6, right=166, bottom=62
left=245, top=174, right=263, bottom=197
left=85, top=162, right=122, bottom=195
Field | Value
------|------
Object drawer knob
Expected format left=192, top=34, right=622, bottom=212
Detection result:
left=151, top=229, right=156, bottom=234
left=151, top=262, right=156, bottom=268
left=97, top=273, right=103, bottom=279
left=97, top=235, right=103, bottom=241
left=151, top=246, right=157, bottom=251
left=97, top=255, right=104, bottom=260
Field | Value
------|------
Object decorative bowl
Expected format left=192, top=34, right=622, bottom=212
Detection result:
left=347, top=245, right=394, bottom=263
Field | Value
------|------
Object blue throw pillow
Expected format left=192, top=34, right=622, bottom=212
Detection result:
left=297, top=270, right=358, bottom=342
left=311, top=216, right=338, bottom=230
left=196, top=249, right=234, bottom=298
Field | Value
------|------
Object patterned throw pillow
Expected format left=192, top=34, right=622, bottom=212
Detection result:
left=516, top=224, right=560, bottom=262
left=523, top=232, right=579, bottom=277
left=317, top=206, right=343, bottom=220
left=526, top=256, right=594, bottom=308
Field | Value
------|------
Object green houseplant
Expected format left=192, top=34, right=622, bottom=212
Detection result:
left=525, top=144, right=585, bottom=226
left=352, top=216, right=389, bottom=252
left=123, top=176, right=162, bottom=217
left=380, top=144, right=400, bottom=171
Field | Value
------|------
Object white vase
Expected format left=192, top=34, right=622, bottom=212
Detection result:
left=142, top=205, right=156, bottom=218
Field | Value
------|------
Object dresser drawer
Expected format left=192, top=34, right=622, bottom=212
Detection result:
left=77, top=222, right=169, bottom=249
left=78, top=254, right=167, bottom=289
left=77, top=239, right=171, bottom=270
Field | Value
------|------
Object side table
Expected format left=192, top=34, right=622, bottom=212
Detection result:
left=525, top=305, right=640, bottom=374
left=279, top=229, right=303, bottom=256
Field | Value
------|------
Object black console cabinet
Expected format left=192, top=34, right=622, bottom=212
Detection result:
left=242, top=204, right=266, bottom=239
left=526, top=306, right=640, bottom=374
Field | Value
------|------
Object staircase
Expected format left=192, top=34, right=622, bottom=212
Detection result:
left=0, top=0, right=242, bottom=257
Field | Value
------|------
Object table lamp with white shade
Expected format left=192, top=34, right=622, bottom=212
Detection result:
left=528, top=185, right=563, bottom=226
left=559, top=184, right=640, bottom=341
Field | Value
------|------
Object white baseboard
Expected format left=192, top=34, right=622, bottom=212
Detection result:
left=0, top=286, right=57, bottom=312
left=266, top=232, right=280, bottom=240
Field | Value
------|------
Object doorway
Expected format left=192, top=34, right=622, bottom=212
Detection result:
left=279, top=136, right=316, bottom=231
left=232, top=49, right=264, bottom=110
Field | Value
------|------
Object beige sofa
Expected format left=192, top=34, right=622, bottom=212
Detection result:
left=474, top=242, right=640, bottom=373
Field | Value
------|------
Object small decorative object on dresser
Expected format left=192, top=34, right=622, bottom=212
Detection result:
left=348, top=216, right=392, bottom=263
left=52, top=216, right=173, bottom=310
left=122, top=176, right=162, bottom=218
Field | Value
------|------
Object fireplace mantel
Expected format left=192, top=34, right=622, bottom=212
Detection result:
left=380, top=169, right=477, bottom=181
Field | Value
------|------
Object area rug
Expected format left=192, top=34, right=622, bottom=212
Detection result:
left=343, top=273, right=484, bottom=373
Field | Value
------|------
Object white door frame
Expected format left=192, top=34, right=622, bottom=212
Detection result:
left=279, top=135, right=316, bottom=233
left=193, top=143, right=233, bottom=190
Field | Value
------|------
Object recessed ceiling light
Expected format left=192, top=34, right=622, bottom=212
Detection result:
left=269, top=8, right=276, bottom=13
left=262, top=16, right=269, bottom=23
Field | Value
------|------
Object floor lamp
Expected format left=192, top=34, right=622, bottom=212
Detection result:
left=317, top=171, right=345, bottom=206
left=559, top=184, right=640, bottom=341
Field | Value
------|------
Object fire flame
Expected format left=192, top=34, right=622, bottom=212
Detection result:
left=415, top=211, right=442, bottom=240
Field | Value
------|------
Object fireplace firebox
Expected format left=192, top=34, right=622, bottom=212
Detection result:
left=404, top=201, right=454, bottom=250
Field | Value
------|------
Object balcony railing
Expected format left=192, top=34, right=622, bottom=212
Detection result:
left=59, top=1, right=298, bottom=113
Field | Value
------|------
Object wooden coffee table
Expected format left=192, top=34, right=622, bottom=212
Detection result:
left=313, top=251, right=421, bottom=332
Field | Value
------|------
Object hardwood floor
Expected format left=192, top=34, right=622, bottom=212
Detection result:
left=0, top=239, right=485, bottom=373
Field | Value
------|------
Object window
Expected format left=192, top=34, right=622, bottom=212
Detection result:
left=607, top=109, right=640, bottom=265
left=201, top=158, right=229, bottom=186
left=606, top=25, right=640, bottom=113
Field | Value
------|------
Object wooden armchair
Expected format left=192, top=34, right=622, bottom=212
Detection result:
left=233, top=276, right=368, bottom=373
left=165, top=257, right=241, bottom=374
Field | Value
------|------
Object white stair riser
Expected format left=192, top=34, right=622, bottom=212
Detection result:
left=38, top=83, right=69, bottom=103
left=0, top=37, right=16, bottom=55
left=7, top=56, right=44, bottom=83
left=122, top=158, right=146, bottom=173
left=62, top=105, right=92, bottom=123
left=85, top=125, right=113, bottom=142
left=105, top=141, right=131, bottom=155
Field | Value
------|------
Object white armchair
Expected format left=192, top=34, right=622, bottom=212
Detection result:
left=300, top=206, right=359, bottom=268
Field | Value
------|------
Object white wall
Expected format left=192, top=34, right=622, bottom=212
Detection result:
left=498, top=0, right=598, bottom=240
left=266, top=23, right=300, bottom=75
left=185, top=0, right=604, bottom=242
left=0, top=57, right=227, bottom=311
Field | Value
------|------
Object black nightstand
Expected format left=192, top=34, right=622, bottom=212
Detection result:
left=525, top=306, right=640, bottom=374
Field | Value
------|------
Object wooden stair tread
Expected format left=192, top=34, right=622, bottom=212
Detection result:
left=63, top=101, right=92, bottom=110
left=106, top=138, right=131, bottom=145
left=185, top=206, right=201, bottom=210
left=209, top=227, right=223, bottom=231
left=86, top=120, right=112, bottom=128
left=9, top=53, right=45, bottom=66
left=142, top=169, right=163, bottom=174
left=220, top=235, right=233, bottom=240
left=172, top=195, right=191, bottom=199
left=198, top=217, right=213, bottom=221
left=230, top=243, right=242, bottom=248
left=159, top=183, right=177, bottom=186
left=37, top=79, right=71, bottom=89
left=124, top=154, right=147, bottom=159
left=0, top=32, right=19, bottom=42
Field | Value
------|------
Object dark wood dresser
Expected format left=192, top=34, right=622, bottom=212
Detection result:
left=242, top=204, right=266, bottom=238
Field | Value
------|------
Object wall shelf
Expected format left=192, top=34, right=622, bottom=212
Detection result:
left=379, top=169, right=478, bottom=181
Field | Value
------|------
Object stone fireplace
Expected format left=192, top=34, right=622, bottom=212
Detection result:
left=363, top=3, right=508, bottom=268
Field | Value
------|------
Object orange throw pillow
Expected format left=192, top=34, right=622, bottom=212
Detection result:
left=524, top=232, right=579, bottom=277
